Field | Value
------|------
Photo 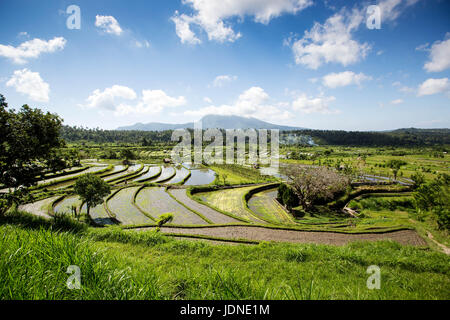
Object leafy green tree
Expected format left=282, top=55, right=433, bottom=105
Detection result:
left=414, top=174, right=449, bottom=230
left=411, top=172, right=425, bottom=187
left=74, top=173, right=111, bottom=217
left=0, top=95, right=63, bottom=188
left=281, top=185, right=299, bottom=211
left=120, top=149, right=136, bottom=165
left=0, top=94, right=63, bottom=212
left=386, top=160, right=407, bottom=180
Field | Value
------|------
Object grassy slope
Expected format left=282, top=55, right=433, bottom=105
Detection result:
left=1, top=211, right=449, bottom=300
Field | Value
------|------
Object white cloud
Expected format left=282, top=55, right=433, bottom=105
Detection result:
left=212, top=75, right=237, bottom=87
left=417, top=78, right=450, bottom=97
left=0, top=37, right=66, bottom=64
left=6, top=68, right=50, bottom=102
left=390, top=99, right=404, bottom=105
left=85, top=85, right=137, bottom=110
left=171, top=13, right=202, bottom=45
left=116, top=90, right=186, bottom=115
left=289, top=0, right=421, bottom=69
left=322, top=71, right=371, bottom=88
left=95, top=15, right=123, bottom=36
left=424, top=34, right=450, bottom=72
left=172, top=0, right=312, bottom=44
left=291, top=93, right=339, bottom=114
left=203, top=97, right=213, bottom=103
left=84, top=85, right=186, bottom=116
left=185, top=86, right=292, bottom=121
left=290, top=9, right=370, bottom=69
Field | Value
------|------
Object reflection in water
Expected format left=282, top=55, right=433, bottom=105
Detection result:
left=184, top=168, right=216, bottom=185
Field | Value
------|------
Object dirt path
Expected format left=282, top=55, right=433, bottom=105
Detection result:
left=18, top=196, right=59, bottom=220
left=427, top=232, right=450, bottom=255
left=142, top=225, right=428, bottom=246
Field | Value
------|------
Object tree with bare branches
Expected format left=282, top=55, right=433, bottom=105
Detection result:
left=282, top=165, right=350, bottom=211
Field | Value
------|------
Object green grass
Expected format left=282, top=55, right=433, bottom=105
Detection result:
left=1, top=210, right=449, bottom=300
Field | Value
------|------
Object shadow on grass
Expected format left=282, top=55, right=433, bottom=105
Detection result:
left=0, top=209, right=87, bottom=234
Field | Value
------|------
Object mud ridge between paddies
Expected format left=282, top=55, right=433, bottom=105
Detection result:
left=132, top=225, right=427, bottom=246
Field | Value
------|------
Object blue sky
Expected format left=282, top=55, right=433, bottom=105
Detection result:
left=0, top=0, right=449, bottom=130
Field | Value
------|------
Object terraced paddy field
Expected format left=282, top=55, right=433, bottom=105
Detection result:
left=153, top=166, right=176, bottom=183
left=107, top=187, right=154, bottom=225
left=104, top=164, right=141, bottom=182
left=184, top=168, right=216, bottom=185
left=168, top=188, right=240, bottom=224
left=132, top=166, right=161, bottom=182
left=104, top=165, right=126, bottom=175
left=53, top=195, right=82, bottom=216
left=166, top=166, right=190, bottom=184
left=18, top=196, right=59, bottom=219
left=135, top=187, right=208, bottom=225
left=195, top=186, right=268, bottom=224
left=81, top=200, right=115, bottom=225
left=248, top=188, right=295, bottom=225
left=44, top=166, right=109, bottom=189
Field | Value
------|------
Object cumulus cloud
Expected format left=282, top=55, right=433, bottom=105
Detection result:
left=424, top=34, right=450, bottom=72
left=116, top=90, right=187, bottom=115
left=212, top=75, right=237, bottom=87
left=417, top=78, right=450, bottom=97
left=184, top=86, right=292, bottom=121
left=83, top=85, right=186, bottom=115
left=95, top=15, right=123, bottom=36
left=85, top=85, right=137, bottom=110
left=6, top=68, right=50, bottom=102
left=171, top=13, right=202, bottom=44
left=172, top=0, right=312, bottom=44
left=322, top=71, right=371, bottom=88
left=0, top=37, right=66, bottom=64
left=291, top=93, right=339, bottom=114
left=290, top=9, right=370, bottom=69
left=289, top=0, right=421, bottom=69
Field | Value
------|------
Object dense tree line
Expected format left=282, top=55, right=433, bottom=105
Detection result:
left=290, top=129, right=449, bottom=147
left=60, top=126, right=175, bottom=145
left=61, top=126, right=449, bottom=147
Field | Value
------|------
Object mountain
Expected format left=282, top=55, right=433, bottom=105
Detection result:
left=116, top=114, right=305, bottom=131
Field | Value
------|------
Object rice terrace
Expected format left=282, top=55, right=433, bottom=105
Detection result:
left=1, top=0, right=449, bottom=307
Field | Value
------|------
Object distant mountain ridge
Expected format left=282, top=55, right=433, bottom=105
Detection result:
left=116, top=114, right=305, bottom=131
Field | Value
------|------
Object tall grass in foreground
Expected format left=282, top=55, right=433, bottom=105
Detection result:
left=1, top=210, right=449, bottom=300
